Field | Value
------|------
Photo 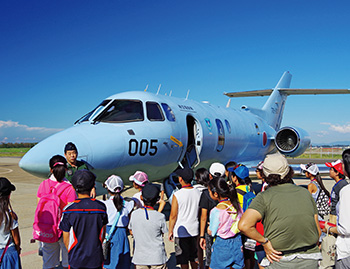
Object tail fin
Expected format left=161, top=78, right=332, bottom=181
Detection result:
left=262, top=71, right=292, bottom=130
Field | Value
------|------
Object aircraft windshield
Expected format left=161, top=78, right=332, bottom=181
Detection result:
left=75, top=100, right=111, bottom=124
left=94, top=100, right=144, bottom=123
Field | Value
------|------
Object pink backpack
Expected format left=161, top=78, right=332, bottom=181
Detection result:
left=33, top=180, right=69, bottom=243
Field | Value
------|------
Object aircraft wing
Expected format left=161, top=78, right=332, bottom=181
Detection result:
left=225, top=88, right=350, bottom=97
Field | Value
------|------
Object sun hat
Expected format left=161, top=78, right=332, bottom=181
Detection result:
left=262, top=153, right=290, bottom=178
left=174, top=167, right=194, bottom=181
left=129, top=171, right=149, bottom=187
left=104, top=175, right=124, bottom=193
left=233, top=165, right=249, bottom=179
left=325, top=160, right=344, bottom=175
left=72, top=169, right=96, bottom=192
left=0, top=177, right=16, bottom=197
left=300, top=163, right=319, bottom=176
left=142, top=184, right=160, bottom=202
left=209, top=162, right=226, bottom=177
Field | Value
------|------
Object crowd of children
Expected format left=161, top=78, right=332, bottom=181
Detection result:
left=3, top=147, right=350, bottom=269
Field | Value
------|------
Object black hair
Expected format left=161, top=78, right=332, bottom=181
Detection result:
left=225, top=161, right=237, bottom=171
left=208, top=176, right=240, bottom=212
left=264, top=166, right=294, bottom=186
left=315, top=173, right=331, bottom=197
left=342, top=149, right=350, bottom=178
left=195, top=168, right=210, bottom=187
left=143, top=197, right=159, bottom=207
left=49, top=155, right=67, bottom=182
left=0, top=195, right=13, bottom=231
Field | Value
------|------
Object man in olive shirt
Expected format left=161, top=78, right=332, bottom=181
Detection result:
left=239, top=153, right=321, bottom=268
left=64, top=142, right=95, bottom=197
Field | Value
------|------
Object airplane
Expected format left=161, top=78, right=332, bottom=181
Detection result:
left=19, top=71, right=350, bottom=195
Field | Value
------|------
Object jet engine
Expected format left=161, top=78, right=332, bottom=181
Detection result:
left=275, top=126, right=311, bottom=157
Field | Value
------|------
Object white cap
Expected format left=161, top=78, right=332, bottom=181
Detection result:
left=263, top=153, right=290, bottom=179
left=209, top=162, right=226, bottom=177
left=104, top=175, right=124, bottom=193
left=300, top=163, right=319, bottom=176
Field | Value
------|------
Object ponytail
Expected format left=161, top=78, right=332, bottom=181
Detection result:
left=208, top=177, right=241, bottom=212
left=112, top=187, right=124, bottom=212
left=49, top=155, right=67, bottom=182
left=315, top=174, right=330, bottom=197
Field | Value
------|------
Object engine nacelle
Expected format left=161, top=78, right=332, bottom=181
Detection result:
left=275, top=126, right=311, bottom=157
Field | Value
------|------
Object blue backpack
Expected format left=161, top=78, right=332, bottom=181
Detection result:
left=236, top=185, right=256, bottom=212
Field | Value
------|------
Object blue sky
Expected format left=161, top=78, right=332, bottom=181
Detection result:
left=1, top=0, right=350, bottom=144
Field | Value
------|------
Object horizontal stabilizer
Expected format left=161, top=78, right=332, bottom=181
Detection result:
left=225, top=88, right=350, bottom=98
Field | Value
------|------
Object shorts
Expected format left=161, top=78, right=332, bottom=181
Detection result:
left=135, top=264, right=167, bottom=269
left=204, top=233, right=214, bottom=267
left=42, top=237, right=68, bottom=269
left=210, top=234, right=244, bottom=269
left=175, top=236, right=197, bottom=264
left=0, top=245, right=21, bottom=269
left=336, top=256, right=350, bottom=269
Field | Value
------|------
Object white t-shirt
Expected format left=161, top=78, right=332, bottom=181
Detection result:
left=0, top=213, right=18, bottom=248
left=132, top=192, right=144, bottom=208
left=103, top=197, right=134, bottom=227
left=336, top=184, right=350, bottom=260
left=173, top=187, right=201, bottom=237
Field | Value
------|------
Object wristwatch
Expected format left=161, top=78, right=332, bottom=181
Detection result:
left=261, top=238, right=269, bottom=245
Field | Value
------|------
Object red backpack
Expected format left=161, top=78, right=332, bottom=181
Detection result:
left=33, top=180, right=69, bottom=243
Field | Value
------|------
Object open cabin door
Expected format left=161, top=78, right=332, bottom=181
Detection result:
left=180, top=116, right=203, bottom=169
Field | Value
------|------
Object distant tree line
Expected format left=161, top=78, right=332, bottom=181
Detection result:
left=0, top=143, right=37, bottom=148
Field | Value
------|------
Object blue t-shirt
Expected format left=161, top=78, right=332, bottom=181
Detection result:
left=59, top=198, right=108, bottom=268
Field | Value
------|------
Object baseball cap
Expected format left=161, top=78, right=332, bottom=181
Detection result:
left=72, top=169, right=96, bottom=192
left=129, top=171, right=149, bottom=187
left=300, top=163, right=319, bottom=176
left=64, top=142, right=77, bottom=153
left=209, top=162, right=226, bottom=177
left=174, top=167, right=194, bottom=181
left=325, top=160, right=344, bottom=175
left=104, top=175, right=124, bottom=193
left=262, top=153, right=290, bottom=178
left=0, top=177, right=16, bottom=197
left=233, top=165, right=249, bottom=179
left=142, top=184, right=160, bottom=201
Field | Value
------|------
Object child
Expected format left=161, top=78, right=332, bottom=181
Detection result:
left=129, top=171, right=149, bottom=208
left=168, top=167, right=201, bottom=269
left=102, top=175, right=134, bottom=269
left=0, top=177, right=21, bottom=269
left=208, top=176, right=244, bottom=269
left=36, top=155, right=76, bottom=269
left=60, top=170, right=108, bottom=269
left=129, top=183, right=168, bottom=268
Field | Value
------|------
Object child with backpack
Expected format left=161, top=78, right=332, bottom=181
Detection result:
left=60, top=169, right=108, bottom=269
left=207, top=176, right=244, bottom=269
left=0, top=177, right=21, bottom=269
left=35, top=155, right=76, bottom=269
left=102, top=175, right=134, bottom=269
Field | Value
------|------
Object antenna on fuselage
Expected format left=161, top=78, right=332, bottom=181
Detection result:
left=156, top=84, right=162, bottom=95
left=169, top=90, right=172, bottom=97
left=185, top=89, right=190, bottom=100
left=144, top=84, right=149, bottom=92
left=226, top=99, right=231, bottom=108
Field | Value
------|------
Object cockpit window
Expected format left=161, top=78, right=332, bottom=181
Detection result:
left=146, top=102, right=164, bottom=121
left=75, top=99, right=111, bottom=124
left=94, top=100, right=144, bottom=123
left=161, top=103, right=176, bottom=122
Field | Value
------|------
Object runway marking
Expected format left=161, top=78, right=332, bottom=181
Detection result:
left=0, top=168, right=13, bottom=175
left=20, top=249, right=37, bottom=257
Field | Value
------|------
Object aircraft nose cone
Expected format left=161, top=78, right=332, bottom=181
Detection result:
left=19, top=127, right=92, bottom=178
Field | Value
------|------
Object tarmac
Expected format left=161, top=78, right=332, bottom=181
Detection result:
left=0, top=157, right=337, bottom=269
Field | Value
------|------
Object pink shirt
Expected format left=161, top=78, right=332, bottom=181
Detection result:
left=37, top=175, right=77, bottom=211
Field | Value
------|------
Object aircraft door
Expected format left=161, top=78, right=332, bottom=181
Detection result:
left=179, top=116, right=203, bottom=168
